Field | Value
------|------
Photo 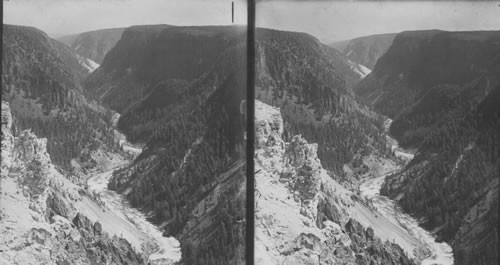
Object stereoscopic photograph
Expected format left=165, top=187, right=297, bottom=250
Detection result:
left=2, top=0, right=247, bottom=264
left=2, top=0, right=499, bottom=265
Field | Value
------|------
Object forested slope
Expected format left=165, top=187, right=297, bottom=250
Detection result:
left=355, top=30, right=500, bottom=265
left=86, top=25, right=248, bottom=265
left=57, top=27, right=125, bottom=64
left=2, top=24, right=121, bottom=172
left=338, top=33, right=396, bottom=69
left=255, top=28, right=393, bottom=180
left=355, top=30, right=500, bottom=147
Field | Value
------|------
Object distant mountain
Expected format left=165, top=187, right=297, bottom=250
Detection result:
left=2, top=24, right=121, bottom=172
left=255, top=28, right=392, bottom=178
left=329, top=38, right=350, bottom=52
left=331, top=33, right=396, bottom=70
left=56, top=34, right=79, bottom=48
left=88, top=25, right=248, bottom=265
left=83, top=25, right=242, bottom=115
left=57, top=27, right=126, bottom=64
left=355, top=29, right=500, bottom=265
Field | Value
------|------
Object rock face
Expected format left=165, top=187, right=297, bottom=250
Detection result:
left=0, top=102, right=144, bottom=265
left=367, top=30, right=500, bottom=265
left=339, top=33, right=396, bottom=69
left=57, top=27, right=126, bottom=64
left=1, top=102, right=14, bottom=176
left=254, top=100, right=414, bottom=265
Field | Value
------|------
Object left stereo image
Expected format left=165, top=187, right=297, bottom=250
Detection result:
left=1, top=1, right=248, bottom=264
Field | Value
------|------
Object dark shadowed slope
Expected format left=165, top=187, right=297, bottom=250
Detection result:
left=84, top=25, right=244, bottom=115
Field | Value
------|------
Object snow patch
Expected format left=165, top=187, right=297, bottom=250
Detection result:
left=77, top=55, right=100, bottom=72
left=347, top=60, right=372, bottom=78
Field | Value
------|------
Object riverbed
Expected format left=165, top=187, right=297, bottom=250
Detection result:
left=86, top=114, right=181, bottom=264
left=359, top=119, right=454, bottom=265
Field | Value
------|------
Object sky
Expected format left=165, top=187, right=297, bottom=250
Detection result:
left=257, top=1, right=500, bottom=43
left=3, top=0, right=248, bottom=38
left=4, top=1, right=499, bottom=42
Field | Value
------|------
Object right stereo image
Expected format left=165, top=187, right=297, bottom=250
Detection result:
left=254, top=1, right=500, bottom=265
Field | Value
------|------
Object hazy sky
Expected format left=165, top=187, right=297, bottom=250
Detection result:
left=257, top=1, right=500, bottom=43
left=4, top=0, right=247, bottom=37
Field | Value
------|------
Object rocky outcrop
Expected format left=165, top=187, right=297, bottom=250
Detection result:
left=1, top=101, right=14, bottom=177
left=255, top=100, right=414, bottom=265
left=0, top=102, right=143, bottom=264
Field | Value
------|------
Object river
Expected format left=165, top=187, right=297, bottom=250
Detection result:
left=359, top=119, right=454, bottom=265
left=86, top=114, right=181, bottom=265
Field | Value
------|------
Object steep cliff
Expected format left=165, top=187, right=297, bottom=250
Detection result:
left=0, top=102, right=144, bottom=265
left=255, top=100, right=415, bottom=265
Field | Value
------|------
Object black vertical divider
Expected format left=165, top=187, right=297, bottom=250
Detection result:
left=246, top=0, right=255, bottom=264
